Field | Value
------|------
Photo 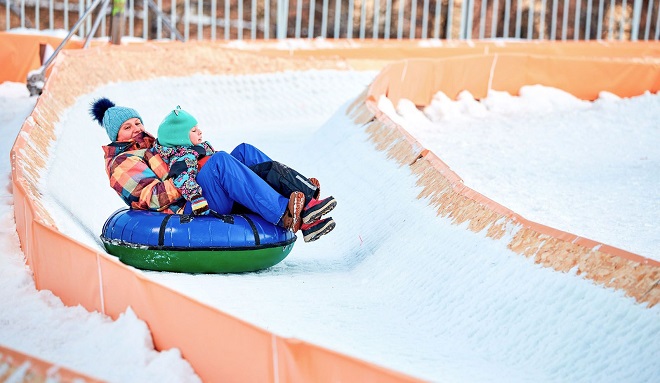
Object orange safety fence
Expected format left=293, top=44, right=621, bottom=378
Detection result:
left=368, top=53, right=660, bottom=105
left=9, top=36, right=660, bottom=382
left=0, top=344, right=104, bottom=382
left=3, top=31, right=660, bottom=84
left=0, top=32, right=84, bottom=83
left=225, top=39, right=660, bottom=60
left=361, top=53, right=660, bottom=307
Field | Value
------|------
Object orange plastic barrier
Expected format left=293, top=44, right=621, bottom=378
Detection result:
left=2, top=33, right=659, bottom=83
left=369, top=53, right=660, bottom=106
left=235, top=39, right=660, bottom=62
left=362, top=53, right=660, bottom=306
left=0, top=344, right=103, bottom=382
left=0, top=32, right=84, bottom=83
left=10, top=39, right=660, bottom=382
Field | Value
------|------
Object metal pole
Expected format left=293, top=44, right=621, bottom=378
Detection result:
left=360, top=0, right=367, bottom=40
left=321, top=0, right=328, bottom=38
left=503, top=0, right=511, bottom=38
left=308, top=0, right=315, bottom=38
left=147, top=0, right=185, bottom=41
left=334, top=0, right=341, bottom=37
left=295, top=0, right=302, bottom=38
left=42, top=0, right=104, bottom=70
left=372, top=0, right=382, bottom=39
left=491, top=0, right=499, bottom=38
left=84, top=0, right=111, bottom=48
left=27, top=0, right=104, bottom=95
left=643, top=0, right=653, bottom=40
left=434, top=0, right=441, bottom=38
left=630, top=0, right=643, bottom=40
left=421, top=0, right=429, bottom=38
left=409, top=0, right=417, bottom=38
left=347, top=0, right=354, bottom=38
left=460, top=0, right=468, bottom=39
left=550, top=0, right=557, bottom=40
left=277, top=0, right=289, bottom=39
left=516, top=0, right=523, bottom=38
left=574, top=0, right=582, bottom=40
left=585, top=0, right=592, bottom=39
left=447, top=0, right=454, bottom=39
left=480, top=0, right=487, bottom=39
left=251, top=0, right=257, bottom=39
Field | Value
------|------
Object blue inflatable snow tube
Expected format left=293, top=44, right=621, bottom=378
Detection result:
left=100, top=208, right=296, bottom=273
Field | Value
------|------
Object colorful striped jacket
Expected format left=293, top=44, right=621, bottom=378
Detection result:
left=102, top=132, right=184, bottom=213
left=152, top=140, right=215, bottom=205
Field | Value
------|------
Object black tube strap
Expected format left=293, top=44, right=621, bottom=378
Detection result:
left=238, top=214, right=260, bottom=246
left=158, top=214, right=174, bottom=247
left=209, top=210, right=235, bottom=224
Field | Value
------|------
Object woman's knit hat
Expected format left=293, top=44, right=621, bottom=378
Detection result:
left=157, top=106, right=198, bottom=147
left=89, top=98, right=142, bottom=141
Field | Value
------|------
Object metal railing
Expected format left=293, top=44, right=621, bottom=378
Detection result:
left=3, top=0, right=659, bottom=41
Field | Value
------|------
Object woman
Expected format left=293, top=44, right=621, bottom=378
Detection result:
left=90, top=98, right=336, bottom=242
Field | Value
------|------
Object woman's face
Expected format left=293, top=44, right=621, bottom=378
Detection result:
left=189, top=125, right=203, bottom=145
left=116, top=118, right=144, bottom=141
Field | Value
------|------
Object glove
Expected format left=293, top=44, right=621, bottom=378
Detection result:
left=167, top=161, right=188, bottom=180
left=192, top=145, right=207, bottom=158
left=191, top=195, right=210, bottom=215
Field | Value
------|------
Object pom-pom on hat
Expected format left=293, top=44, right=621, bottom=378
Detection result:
left=89, top=98, right=142, bottom=141
left=158, top=106, right=198, bottom=147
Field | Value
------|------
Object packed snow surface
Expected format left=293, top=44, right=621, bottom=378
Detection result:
left=380, top=85, right=659, bottom=259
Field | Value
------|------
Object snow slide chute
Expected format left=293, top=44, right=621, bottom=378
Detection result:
left=11, top=40, right=660, bottom=382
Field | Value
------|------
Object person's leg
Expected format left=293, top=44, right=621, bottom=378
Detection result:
left=247, top=160, right=335, bottom=224
left=248, top=161, right=317, bottom=201
left=232, top=142, right=322, bottom=200
left=228, top=143, right=274, bottom=215
left=229, top=142, right=334, bottom=227
left=196, top=151, right=288, bottom=225
left=230, top=143, right=272, bottom=167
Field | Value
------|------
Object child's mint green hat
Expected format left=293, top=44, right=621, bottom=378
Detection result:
left=158, top=105, right=198, bottom=147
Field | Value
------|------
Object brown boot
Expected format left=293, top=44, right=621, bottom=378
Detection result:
left=281, top=191, right=305, bottom=232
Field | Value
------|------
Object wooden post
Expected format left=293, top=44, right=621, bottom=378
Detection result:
left=110, top=0, right=126, bottom=44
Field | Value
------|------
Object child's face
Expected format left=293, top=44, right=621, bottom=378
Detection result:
left=117, top=118, right=144, bottom=141
left=189, top=125, right=203, bottom=145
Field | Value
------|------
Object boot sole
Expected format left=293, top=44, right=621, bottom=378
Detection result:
left=303, top=220, right=336, bottom=242
left=302, top=198, right=337, bottom=225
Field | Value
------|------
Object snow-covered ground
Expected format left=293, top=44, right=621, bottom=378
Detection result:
left=1, top=66, right=659, bottom=382
left=381, top=86, right=659, bottom=259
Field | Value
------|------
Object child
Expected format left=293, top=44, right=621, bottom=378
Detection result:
left=154, top=106, right=215, bottom=216
left=154, top=106, right=337, bottom=242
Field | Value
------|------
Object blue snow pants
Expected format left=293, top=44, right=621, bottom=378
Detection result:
left=183, top=143, right=288, bottom=225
